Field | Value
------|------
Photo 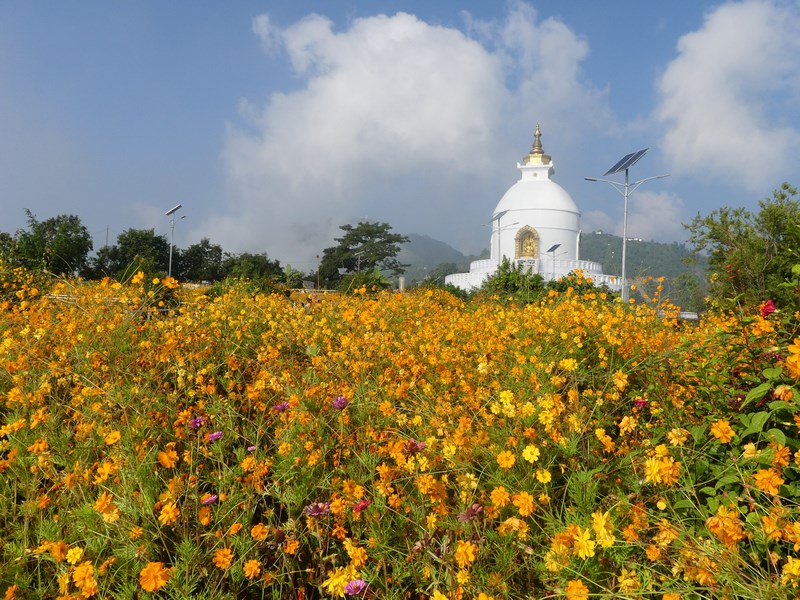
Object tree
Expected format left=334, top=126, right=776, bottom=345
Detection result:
left=685, top=183, right=800, bottom=307
left=220, top=252, right=283, bottom=280
left=318, top=221, right=409, bottom=286
left=89, top=228, right=170, bottom=278
left=480, top=257, right=545, bottom=302
left=176, top=238, right=223, bottom=282
left=14, top=210, right=93, bottom=275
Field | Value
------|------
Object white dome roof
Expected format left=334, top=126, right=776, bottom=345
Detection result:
left=494, top=179, right=578, bottom=215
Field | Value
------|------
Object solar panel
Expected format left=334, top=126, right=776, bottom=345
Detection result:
left=603, top=148, right=648, bottom=176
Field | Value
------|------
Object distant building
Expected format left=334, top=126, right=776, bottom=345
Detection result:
left=446, top=125, right=619, bottom=291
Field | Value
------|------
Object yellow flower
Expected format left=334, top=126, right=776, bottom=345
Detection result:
left=667, top=427, right=689, bottom=446
left=535, top=469, right=551, bottom=484
left=782, top=556, right=800, bottom=587
left=591, top=510, right=614, bottom=548
left=710, top=420, right=735, bottom=443
left=104, top=430, right=121, bottom=445
left=612, top=370, right=628, bottom=391
left=66, top=546, right=83, bottom=565
left=139, top=561, right=170, bottom=592
left=158, top=501, right=180, bottom=525
left=321, top=565, right=356, bottom=597
left=572, top=526, right=595, bottom=559
left=213, top=547, right=233, bottom=569
left=243, top=559, right=261, bottom=579
left=522, top=444, right=540, bottom=463
left=496, top=450, right=515, bottom=470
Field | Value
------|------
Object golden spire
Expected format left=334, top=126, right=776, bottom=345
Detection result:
left=522, top=123, right=551, bottom=165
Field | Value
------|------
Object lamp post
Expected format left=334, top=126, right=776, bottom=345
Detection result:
left=585, top=150, right=668, bottom=303
left=546, top=243, right=561, bottom=281
left=165, top=204, right=184, bottom=278
left=490, top=210, right=508, bottom=262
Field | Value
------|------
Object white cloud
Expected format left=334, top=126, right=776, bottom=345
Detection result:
left=625, top=190, right=686, bottom=242
left=656, top=0, right=800, bottom=191
left=581, top=190, right=686, bottom=244
left=209, top=5, right=612, bottom=266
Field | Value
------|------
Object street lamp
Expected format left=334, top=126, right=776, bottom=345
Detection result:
left=546, top=243, right=561, bottom=281
left=585, top=149, right=668, bottom=303
left=165, top=204, right=184, bottom=278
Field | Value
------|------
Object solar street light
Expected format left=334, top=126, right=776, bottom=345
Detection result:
left=165, top=204, right=185, bottom=277
left=585, top=150, right=669, bottom=303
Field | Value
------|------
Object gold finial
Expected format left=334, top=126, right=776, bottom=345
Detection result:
left=531, top=123, right=543, bottom=154
left=523, top=123, right=551, bottom=165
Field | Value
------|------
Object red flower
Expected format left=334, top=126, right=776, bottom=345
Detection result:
left=761, top=299, right=776, bottom=318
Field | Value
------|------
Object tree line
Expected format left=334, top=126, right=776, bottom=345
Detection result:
left=0, top=213, right=409, bottom=290
left=4, top=182, right=800, bottom=308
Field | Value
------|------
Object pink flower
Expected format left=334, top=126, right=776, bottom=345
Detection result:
left=345, top=579, right=367, bottom=596
left=761, top=299, right=776, bottom=318
left=332, top=396, right=349, bottom=410
left=207, top=431, right=223, bottom=442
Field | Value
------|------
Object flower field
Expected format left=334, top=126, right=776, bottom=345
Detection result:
left=2, top=267, right=800, bottom=599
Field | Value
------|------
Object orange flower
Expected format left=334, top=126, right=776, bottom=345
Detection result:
left=139, top=561, right=170, bottom=592
left=754, top=468, right=785, bottom=495
left=565, top=579, right=589, bottom=599
left=157, top=447, right=178, bottom=469
left=454, top=540, right=478, bottom=569
left=496, top=450, right=515, bottom=470
left=213, top=547, right=233, bottom=569
left=284, top=539, right=300, bottom=555
left=490, top=486, right=510, bottom=508
left=243, top=559, right=261, bottom=579
left=710, top=420, right=735, bottom=444
left=512, top=491, right=535, bottom=517
left=72, top=561, right=96, bottom=591
left=251, top=523, right=269, bottom=541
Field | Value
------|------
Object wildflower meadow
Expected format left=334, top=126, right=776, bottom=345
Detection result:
left=2, top=263, right=800, bottom=599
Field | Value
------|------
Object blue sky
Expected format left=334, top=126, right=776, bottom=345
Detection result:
left=2, top=1, right=800, bottom=270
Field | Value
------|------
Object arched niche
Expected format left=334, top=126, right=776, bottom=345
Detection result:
left=515, top=226, right=539, bottom=259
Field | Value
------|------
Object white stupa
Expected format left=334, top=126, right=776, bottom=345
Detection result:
left=446, top=125, right=619, bottom=291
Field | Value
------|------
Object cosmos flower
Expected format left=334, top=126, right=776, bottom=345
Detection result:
left=304, top=502, right=331, bottom=516
left=139, top=562, right=170, bottom=592
left=188, top=416, right=206, bottom=429
left=345, top=579, right=367, bottom=596
left=332, top=395, right=349, bottom=410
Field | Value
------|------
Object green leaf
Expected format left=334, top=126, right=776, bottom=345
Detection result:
left=741, top=411, right=770, bottom=438
left=699, top=486, right=717, bottom=497
left=715, top=474, right=741, bottom=490
left=765, top=428, right=787, bottom=446
left=762, top=367, right=783, bottom=380
left=768, top=400, right=799, bottom=413
left=741, top=383, right=772, bottom=410
left=672, top=499, right=696, bottom=511
left=690, top=424, right=707, bottom=444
